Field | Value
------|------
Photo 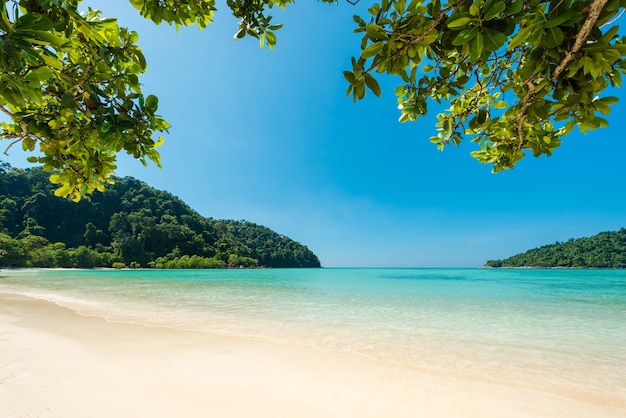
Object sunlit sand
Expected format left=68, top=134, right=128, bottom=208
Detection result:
left=1, top=293, right=623, bottom=417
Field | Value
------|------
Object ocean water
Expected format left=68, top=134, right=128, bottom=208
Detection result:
left=1, top=268, right=625, bottom=405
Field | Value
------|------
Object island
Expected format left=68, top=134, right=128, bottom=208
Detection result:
left=0, top=162, right=320, bottom=269
left=485, top=228, right=626, bottom=268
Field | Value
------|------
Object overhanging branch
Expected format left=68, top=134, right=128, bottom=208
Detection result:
left=552, top=0, right=610, bottom=81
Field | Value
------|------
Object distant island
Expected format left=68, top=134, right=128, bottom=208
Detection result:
left=0, top=162, right=320, bottom=269
left=485, top=228, right=626, bottom=268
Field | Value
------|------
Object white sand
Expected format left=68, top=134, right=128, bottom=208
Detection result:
left=1, top=293, right=624, bottom=418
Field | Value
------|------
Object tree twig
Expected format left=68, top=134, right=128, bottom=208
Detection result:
left=389, top=5, right=458, bottom=62
left=3, top=136, right=26, bottom=156
left=64, top=64, right=92, bottom=94
left=516, top=78, right=537, bottom=147
left=0, top=106, right=31, bottom=155
left=0, top=105, right=14, bottom=119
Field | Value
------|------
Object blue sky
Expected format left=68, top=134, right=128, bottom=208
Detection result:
left=4, top=1, right=626, bottom=267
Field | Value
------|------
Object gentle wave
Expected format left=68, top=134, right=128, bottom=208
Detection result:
left=1, top=268, right=625, bottom=406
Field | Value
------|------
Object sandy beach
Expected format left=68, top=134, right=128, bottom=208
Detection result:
left=1, top=292, right=624, bottom=418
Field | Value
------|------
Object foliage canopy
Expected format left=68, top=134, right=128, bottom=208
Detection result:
left=0, top=161, right=321, bottom=268
left=485, top=228, right=626, bottom=267
left=1, top=0, right=626, bottom=199
left=346, top=0, right=626, bottom=172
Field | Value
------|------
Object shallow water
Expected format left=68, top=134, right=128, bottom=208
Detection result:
left=1, top=268, right=625, bottom=405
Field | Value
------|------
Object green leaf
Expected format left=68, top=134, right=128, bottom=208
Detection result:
left=469, top=115, right=479, bottom=130
left=593, top=100, right=611, bottom=115
left=355, top=81, right=365, bottom=100
left=484, top=1, right=506, bottom=20
left=144, top=95, right=158, bottom=115
left=49, top=173, right=63, bottom=184
left=611, top=70, right=622, bottom=87
left=508, top=25, right=533, bottom=51
left=545, top=11, right=577, bottom=28
left=24, top=67, right=54, bottom=83
left=39, top=53, right=63, bottom=70
left=364, top=73, right=381, bottom=97
left=598, top=96, right=619, bottom=105
left=100, top=121, right=112, bottom=133
left=595, top=116, right=609, bottom=128
left=545, top=27, right=564, bottom=48
left=48, top=119, right=62, bottom=129
left=353, top=14, right=366, bottom=26
left=235, top=27, right=247, bottom=39
left=447, top=15, right=473, bottom=29
left=477, top=109, right=488, bottom=124
left=361, top=42, right=385, bottom=58
left=583, top=56, right=594, bottom=75
left=422, top=29, right=439, bottom=45
left=470, top=32, right=484, bottom=61
left=600, top=25, right=620, bottom=43
left=266, top=31, right=277, bottom=47
left=366, top=24, right=388, bottom=41
left=504, top=0, right=524, bottom=15
left=483, top=29, right=507, bottom=51
left=129, top=0, right=144, bottom=10
left=453, top=27, right=478, bottom=46
left=16, top=13, right=53, bottom=31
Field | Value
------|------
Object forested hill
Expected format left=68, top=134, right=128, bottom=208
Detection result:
left=485, top=228, right=626, bottom=268
left=0, top=163, right=321, bottom=269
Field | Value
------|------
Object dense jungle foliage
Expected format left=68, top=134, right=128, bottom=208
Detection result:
left=0, top=162, right=321, bottom=269
left=486, top=228, right=626, bottom=268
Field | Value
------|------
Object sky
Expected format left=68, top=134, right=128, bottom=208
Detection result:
left=4, top=1, right=626, bottom=267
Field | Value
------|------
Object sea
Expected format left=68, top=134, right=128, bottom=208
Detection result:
left=1, top=268, right=625, bottom=406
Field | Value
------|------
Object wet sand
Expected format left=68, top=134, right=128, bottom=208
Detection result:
left=1, top=293, right=623, bottom=417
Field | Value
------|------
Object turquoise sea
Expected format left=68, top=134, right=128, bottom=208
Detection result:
left=1, top=268, right=625, bottom=405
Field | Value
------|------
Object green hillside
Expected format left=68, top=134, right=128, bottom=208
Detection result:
left=485, top=228, right=626, bottom=268
left=0, top=162, right=320, bottom=269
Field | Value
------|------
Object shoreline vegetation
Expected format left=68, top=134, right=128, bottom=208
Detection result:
left=485, top=228, right=626, bottom=269
left=0, top=162, right=321, bottom=269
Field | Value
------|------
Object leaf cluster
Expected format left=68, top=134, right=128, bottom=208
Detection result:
left=345, top=0, right=626, bottom=171
left=0, top=1, right=342, bottom=199
left=128, top=0, right=216, bottom=29
left=3, top=0, right=626, bottom=199
left=0, top=1, right=173, bottom=200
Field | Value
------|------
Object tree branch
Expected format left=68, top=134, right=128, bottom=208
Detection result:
left=3, top=136, right=26, bottom=156
left=64, top=64, right=92, bottom=94
left=0, top=105, right=14, bottom=119
left=516, top=78, right=537, bottom=147
left=552, top=0, right=609, bottom=81
left=0, top=105, right=31, bottom=155
left=389, top=5, right=458, bottom=63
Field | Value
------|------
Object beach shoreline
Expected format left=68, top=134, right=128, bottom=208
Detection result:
left=1, top=292, right=624, bottom=417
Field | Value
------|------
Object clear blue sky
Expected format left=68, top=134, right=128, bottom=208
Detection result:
left=4, top=1, right=626, bottom=267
